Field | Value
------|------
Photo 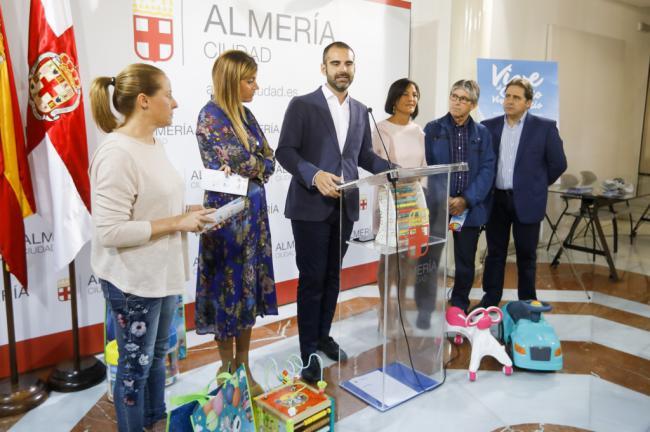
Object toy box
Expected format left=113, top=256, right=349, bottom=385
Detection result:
left=253, top=381, right=334, bottom=432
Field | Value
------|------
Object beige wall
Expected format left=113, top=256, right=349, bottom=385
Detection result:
left=410, top=0, right=453, bottom=124
left=548, top=25, right=628, bottom=182
left=411, top=0, right=650, bottom=186
left=640, top=64, right=650, bottom=175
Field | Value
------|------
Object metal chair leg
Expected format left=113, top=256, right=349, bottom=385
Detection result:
left=631, top=203, right=650, bottom=241
left=626, top=200, right=633, bottom=244
left=609, top=204, right=618, bottom=254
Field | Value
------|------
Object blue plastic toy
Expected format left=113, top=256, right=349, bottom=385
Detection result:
left=500, top=300, right=563, bottom=371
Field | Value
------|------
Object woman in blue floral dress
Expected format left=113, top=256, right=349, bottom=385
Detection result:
left=195, top=50, right=277, bottom=393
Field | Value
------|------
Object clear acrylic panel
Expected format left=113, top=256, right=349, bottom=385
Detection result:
left=330, top=164, right=463, bottom=414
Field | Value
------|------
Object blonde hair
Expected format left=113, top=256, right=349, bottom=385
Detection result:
left=90, top=63, right=165, bottom=133
left=211, top=50, right=257, bottom=150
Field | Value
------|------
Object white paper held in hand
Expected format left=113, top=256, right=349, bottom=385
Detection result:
left=202, top=197, right=246, bottom=232
left=200, top=168, right=249, bottom=196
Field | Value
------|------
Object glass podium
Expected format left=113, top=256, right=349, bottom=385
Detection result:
left=332, top=163, right=467, bottom=412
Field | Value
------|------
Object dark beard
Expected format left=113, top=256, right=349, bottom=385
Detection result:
left=327, top=75, right=351, bottom=93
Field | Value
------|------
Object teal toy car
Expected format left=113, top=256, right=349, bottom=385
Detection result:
left=500, top=300, right=563, bottom=371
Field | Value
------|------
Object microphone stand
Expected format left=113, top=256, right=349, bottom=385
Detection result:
left=367, top=107, right=425, bottom=391
left=367, top=107, right=396, bottom=178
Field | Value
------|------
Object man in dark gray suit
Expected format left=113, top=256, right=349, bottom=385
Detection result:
left=276, top=41, right=390, bottom=383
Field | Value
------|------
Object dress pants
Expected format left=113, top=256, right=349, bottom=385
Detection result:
left=450, top=226, right=481, bottom=313
left=377, top=253, right=417, bottom=330
left=414, top=176, right=447, bottom=315
left=482, top=189, right=540, bottom=306
left=291, top=206, right=353, bottom=362
left=414, top=244, right=444, bottom=314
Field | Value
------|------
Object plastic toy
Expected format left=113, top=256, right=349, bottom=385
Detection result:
left=446, top=306, right=513, bottom=381
left=500, top=300, right=563, bottom=371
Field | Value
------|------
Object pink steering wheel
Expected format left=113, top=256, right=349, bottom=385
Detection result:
left=466, top=306, right=503, bottom=330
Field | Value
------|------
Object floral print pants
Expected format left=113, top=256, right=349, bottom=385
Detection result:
left=101, top=279, right=176, bottom=432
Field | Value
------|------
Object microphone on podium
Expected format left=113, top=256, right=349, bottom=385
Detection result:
left=367, top=107, right=395, bottom=170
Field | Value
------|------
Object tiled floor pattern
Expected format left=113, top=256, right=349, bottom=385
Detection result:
left=2, top=223, right=650, bottom=431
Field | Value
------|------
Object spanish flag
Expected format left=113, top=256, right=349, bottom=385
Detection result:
left=0, top=6, right=36, bottom=288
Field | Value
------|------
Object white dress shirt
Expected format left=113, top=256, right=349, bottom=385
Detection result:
left=496, top=111, right=527, bottom=190
left=321, top=84, right=350, bottom=153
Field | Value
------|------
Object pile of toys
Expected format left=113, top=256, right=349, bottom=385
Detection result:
left=168, top=354, right=333, bottom=432
left=445, top=300, right=563, bottom=381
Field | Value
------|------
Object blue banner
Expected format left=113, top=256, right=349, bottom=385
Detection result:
left=476, top=58, right=559, bottom=123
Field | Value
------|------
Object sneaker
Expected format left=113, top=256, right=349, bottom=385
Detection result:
left=317, top=336, right=348, bottom=362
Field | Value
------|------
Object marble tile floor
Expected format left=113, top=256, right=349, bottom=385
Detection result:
left=2, top=231, right=649, bottom=431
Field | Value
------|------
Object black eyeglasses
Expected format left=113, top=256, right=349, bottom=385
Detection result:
left=449, top=94, right=473, bottom=104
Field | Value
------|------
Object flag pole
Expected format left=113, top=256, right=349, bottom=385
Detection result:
left=0, top=261, right=48, bottom=417
left=2, top=263, right=19, bottom=385
left=70, top=260, right=81, bottom=371
left=46, top=259, right=105, bottom=392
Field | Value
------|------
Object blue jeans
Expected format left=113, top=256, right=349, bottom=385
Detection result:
left=101, top=279, right=176, bottom=431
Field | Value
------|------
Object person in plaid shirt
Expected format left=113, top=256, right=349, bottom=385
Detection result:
left=424, top=80, right=496, bottom=314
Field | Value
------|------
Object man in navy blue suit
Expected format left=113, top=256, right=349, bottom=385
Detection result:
left=480, top=78, right=567, bottom=307
left=276, top=41, right=390, bottom=383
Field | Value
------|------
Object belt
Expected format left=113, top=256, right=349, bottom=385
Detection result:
left=496, top=189, right=513, bottom=196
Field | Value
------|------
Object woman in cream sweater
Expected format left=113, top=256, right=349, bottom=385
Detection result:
left=89, top=64, right=214, bottom=432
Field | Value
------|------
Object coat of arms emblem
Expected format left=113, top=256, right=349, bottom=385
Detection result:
left=28, top=52, right=82, bottom=122
left=133, top=0, right=174, bottom=62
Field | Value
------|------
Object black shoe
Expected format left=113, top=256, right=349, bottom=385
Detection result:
left=469, top=297, right=497, bottom=313
left=416, top=311, right=431, bottom=330
left=468, top=302, right=485, bottom=314
left=317, top=337, right=348, bottom=362
left=301, top=359, right=321, bottom=384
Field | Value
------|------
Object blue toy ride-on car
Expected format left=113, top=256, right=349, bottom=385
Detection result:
left=500, top=300, right=563, bottom=371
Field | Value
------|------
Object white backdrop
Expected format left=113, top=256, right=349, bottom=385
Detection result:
left=0, top=0, right=410, bottom=348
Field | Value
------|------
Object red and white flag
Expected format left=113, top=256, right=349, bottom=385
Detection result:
left=26, top=0, right=91, bottom=271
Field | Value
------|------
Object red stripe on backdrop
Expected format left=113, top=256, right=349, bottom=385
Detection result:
left=0, top=261, right=378, bottom=377
left=366, top=0, right=411, bottom=9
left=276, top=260, right=379, bottom=306
left=0, top=322, right=104, bottom=378
left=184, top=260, right=379, bottom=327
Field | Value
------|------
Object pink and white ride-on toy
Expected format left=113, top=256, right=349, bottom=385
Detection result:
left=445, top=306, right=513, bottom=381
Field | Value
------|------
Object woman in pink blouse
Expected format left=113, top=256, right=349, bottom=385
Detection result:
left=372, top=78, right=427, bottom=333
